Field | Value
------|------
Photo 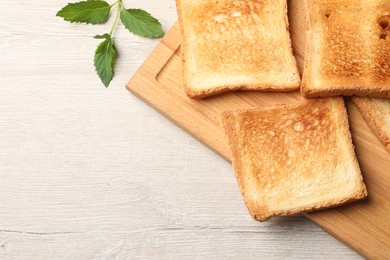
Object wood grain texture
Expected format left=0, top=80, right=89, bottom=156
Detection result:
left=0, top=0, right=363, bottom=258
left=126, top=0, right=390, bottom=259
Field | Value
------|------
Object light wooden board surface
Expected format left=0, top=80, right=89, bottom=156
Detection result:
left=0, top=0, right=366, bottom=258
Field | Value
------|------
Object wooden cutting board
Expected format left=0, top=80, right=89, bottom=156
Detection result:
left=126, top=1, right=390, bottom=258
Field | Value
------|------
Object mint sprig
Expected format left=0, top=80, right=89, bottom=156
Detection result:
left=56, top=0, right=164, bottom=87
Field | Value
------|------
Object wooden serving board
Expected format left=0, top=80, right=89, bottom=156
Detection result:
left=126, top=1, right=390, bottom=258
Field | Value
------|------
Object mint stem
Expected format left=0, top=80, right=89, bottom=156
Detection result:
left=109, top=0, right=122, bottom=37
left=109, top=0, right=119, bottom=8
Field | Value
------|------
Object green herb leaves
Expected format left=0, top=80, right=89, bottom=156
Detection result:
left=121, top=9, right=164, bottom=38
left=94, top=34, right=117, bottom=87
left=57, top=0, right=165, bottom=87
left=56, top=0, right=111, bottom=24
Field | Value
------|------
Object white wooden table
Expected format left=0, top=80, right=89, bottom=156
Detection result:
left=0, top=0, right=362, bottom=258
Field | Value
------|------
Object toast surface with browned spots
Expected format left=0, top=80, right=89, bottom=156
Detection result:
left=221, top=98, right=367, bottom=221
left=302, top=0, right=390, bottom=98
left=176, top=0, right=301, bottom=99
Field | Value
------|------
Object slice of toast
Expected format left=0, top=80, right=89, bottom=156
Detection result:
left=301, top=0, right=390, bottom=98
left=221, top=98, right=367, bottom=221
left=352, top=97, right=390, bottom=153
left=176, top=0, right=301, bottom=99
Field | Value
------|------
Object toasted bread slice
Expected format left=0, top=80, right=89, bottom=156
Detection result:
left=301, top=1, right=390, bottom=98
left=352, top=97, right=390, bottom=153
left=176, top=0, right=301, bottom=99
left=221, top=98, right=367, bottom=221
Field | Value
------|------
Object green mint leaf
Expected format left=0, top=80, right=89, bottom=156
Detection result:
left=120, top=8, right=164, bottom=38
left=57, top=0, right=111, bottom=25
left=94, top=33, right=111, bottom=40
left=94, top=36, right=117, bottom=87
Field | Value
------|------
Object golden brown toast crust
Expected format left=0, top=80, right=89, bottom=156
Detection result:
left=177, top=0, right=301, bottom=99
left=302, top=1, right=390, bottom=98
left=352, top=97, right=390, bottom=153
left=221, top=98, right=367, bottom=221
